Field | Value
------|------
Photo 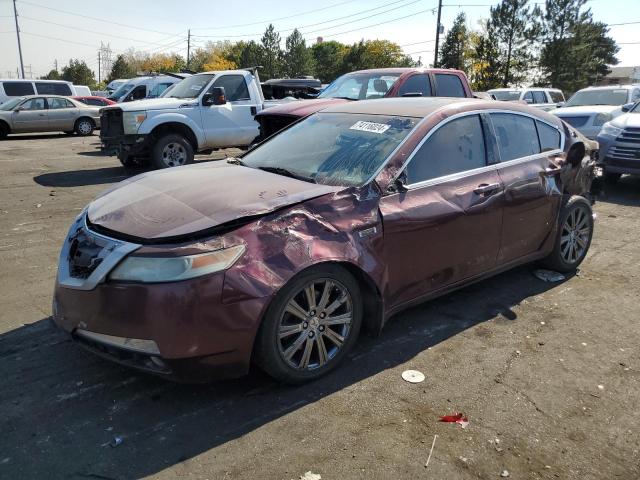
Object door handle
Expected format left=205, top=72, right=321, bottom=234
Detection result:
left=474, top=183, right=501, bottom=195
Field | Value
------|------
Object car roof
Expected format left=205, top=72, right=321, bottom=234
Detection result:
left=582, top=85, right=638, bottom=90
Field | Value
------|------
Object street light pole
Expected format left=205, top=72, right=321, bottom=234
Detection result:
left=12, top=0, right=25, bottom=79
left=433, top=0, right=443, bottom=68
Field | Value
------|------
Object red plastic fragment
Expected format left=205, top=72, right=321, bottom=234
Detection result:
left=439, top=413, right=469, bottom=428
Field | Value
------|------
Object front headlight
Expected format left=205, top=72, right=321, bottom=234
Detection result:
left=599, top=122, right=623, bottom=137
left=593, top=112, right=612, bottom=127
left=109, top=245, right=245, bottom=283
left=123, top=111, right=147, bottom=134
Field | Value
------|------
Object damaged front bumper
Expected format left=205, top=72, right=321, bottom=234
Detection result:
left=100, top=134, right=149, bottom=157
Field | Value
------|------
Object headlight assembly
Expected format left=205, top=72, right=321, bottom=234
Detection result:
left=593, top=112, right=612, bottom=127
left=600, top=122, right=623, bottom=137
left=122, top=111, right=147, bottom=134
left=109, top=245, right=245, bottom=283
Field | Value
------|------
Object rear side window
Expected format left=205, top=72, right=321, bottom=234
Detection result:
left=434, top=74, right=465, bottom=97
left=85, top=98, right=104, bottom=106
left=212, top=75, right=250, bottom=101
left=3, top=82, right=34, bottom=96
left=549, top=91, right=565, bottom=103
left=537, top=121, right=561, bottom=151
left=35, top=82, right=72, bottom=95
left=398, top=74, right=432, bottom=97
left=523, top=91, right=534, bottom=103
left=532, top=91, right=547, bottom=104
left=406, top=114, right=486, bottom=184
left=491, top=113, right=540, bottom=161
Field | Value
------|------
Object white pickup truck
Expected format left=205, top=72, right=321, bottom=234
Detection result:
left=100, top=69, right=291, bottom=169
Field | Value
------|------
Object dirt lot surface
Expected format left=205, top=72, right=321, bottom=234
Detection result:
left=1, top=133, right=639, bottom=480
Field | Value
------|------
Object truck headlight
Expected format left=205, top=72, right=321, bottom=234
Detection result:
left=109, top=245, right=245, bottom=283
left=593, top=112, right=612, bottom=127
left=600, top=122, right=622, bottom=137
left=123, top=111, right=147, bottom=134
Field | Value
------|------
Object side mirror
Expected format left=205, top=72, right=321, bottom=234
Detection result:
left=566, top=142, right=586, bottom=167
left=203, top=87, right=226, bottom=106
left=621, top=102, right=634, bottom=113
left=556, top=102, right=565, bottom=108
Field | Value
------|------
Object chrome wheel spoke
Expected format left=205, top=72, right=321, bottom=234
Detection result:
left=318, top=281, right=334, bottom=309
left=315, top=336, right=328, bottom=366
left=322, top=313, right=352, bottom=326
left=283, top=332, right=307, bottom=361
left=304, top=283, right=316, bottom=310
left=285, top=299, right=309, bottom=321
left=325, top=294, right=347, bottom=316
left=298, top=338, right=314, bottom=369
left=279, top=323, right=303, bottom=339
left=323, top=328, right=345, bottom=347
left=575, top=235, right=587, bottom=249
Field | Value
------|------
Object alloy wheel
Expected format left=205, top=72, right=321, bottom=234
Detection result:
left=560, top=206, right=590, bottom=264
left=277, top=278, right=353, bottom=371
left=162, top=142, right=187, bottom=167
left=78, top=120, right=92, bottom=135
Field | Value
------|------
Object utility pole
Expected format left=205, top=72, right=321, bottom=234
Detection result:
left=433, top=0, right=443, bottom=68
left=187, top=29, right=191, bottom=69
left=12, top=0, right=25, bottom=79
left=54, top=59, right=58, bottom=73
left=98, top=51, right=101, bottom=83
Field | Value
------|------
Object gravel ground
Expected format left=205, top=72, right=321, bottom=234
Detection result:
left=0, top=133, right=639, bottom=480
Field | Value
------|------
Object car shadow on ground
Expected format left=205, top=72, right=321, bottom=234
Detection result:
left=0, top=266, right=558, bottom=479
left=596, top=175, right=640, bottom=207
left=5, top=133, right=86, bottom=141
left=33, top=167, right=138, bottom=187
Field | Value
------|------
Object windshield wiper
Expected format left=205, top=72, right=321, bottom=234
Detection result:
left=257, top=166, right=316, bottom=183
left=331, top=96, right=357, bottom=101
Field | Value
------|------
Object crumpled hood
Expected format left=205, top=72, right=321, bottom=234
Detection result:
left=255, top=98, right=349, bottom=118
left=552, top=105, right=621, bottom=117
left=104, top=97, right=198, bottom=112
left=610, top=113, right=640, bottom=129
left=87, top=162, right=341, bottom=241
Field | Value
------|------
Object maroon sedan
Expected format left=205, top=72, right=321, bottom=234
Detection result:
left=53, top=98, right=596, bottom=383
left=72, top=96, right=116, bottom=107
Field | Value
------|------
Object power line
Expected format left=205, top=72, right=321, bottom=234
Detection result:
left=400, top=40, right=436, bottom=47
left=608, top=21, right=640, bottom=26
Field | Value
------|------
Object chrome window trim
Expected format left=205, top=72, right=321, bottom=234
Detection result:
left=392, top=108, right=565, bottom=189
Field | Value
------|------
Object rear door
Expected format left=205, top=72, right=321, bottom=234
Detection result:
left=200, top=74, right=259, bottom=147
left=13, top=97, right=48, bottom=132
left=47, top=97, right=77, bottom=131
left=379, top=113, right=504, bottom=308
left=489, top=112, right=564, bottom=264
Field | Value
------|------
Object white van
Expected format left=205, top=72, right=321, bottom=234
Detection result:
left=107, top=75, right=185, bottom=103
left=0, top=79, right=84, bottom=104
left=74, top=85, right=92, bottom=96
left=106, top=79, right=129, bottom=95
left=488, top=87, right=566, bottom=111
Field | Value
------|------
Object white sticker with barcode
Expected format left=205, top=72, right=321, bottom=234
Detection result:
left=350, top=121, right=390, bottom=134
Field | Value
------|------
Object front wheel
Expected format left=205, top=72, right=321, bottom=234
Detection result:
left=254, top=265, right=362, bottom=384
left=541, top=196, right=594, bottom=273
left=152, top=134, right=194, bottom=169
left=74, top=118, right=94, bottom=136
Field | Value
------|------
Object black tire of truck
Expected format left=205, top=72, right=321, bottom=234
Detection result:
left=151, top=134, right=194, bottom=169
left=117, top=152, right=138, bottom=171
left=0, top=122, right=8, bottom=140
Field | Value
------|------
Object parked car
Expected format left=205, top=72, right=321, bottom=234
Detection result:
left=0, top=79, right=85, bottom=104
left=0, top=95, right=100, bottom=138
left=106, top=79, right=129, bottom=95
left=72, top=96, right=116, bottom=107
left=100, top=69, right=287, bottom=169
left=552, top=85, right=640, bottom=139
left=255, top=67, right=473, bottom=138
left=488, top=87, right=565, bottom=111
left=73, top=85, right=92, bottom=96
left=107, top=74, right=187, bottom=103
left=53, top=97, right=596, bottom=383
left=261, top=77, right=323, bottom=99
left=596, top=100, right=640, bottom=183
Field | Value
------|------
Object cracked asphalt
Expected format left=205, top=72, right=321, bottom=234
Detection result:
left=0, top=133, right=639, bottom=479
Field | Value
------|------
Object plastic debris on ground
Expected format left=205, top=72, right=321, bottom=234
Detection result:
left=439, top=413, right=469, bottom=428
left=533, top=269, right=565, bottom=282
left=402, top=369, right=425, bottom=383
left=500, top=469, right=510, bottom=477
left=110, top=436, right=123, bottom=448
left=299, top=472, right=321, bottom=480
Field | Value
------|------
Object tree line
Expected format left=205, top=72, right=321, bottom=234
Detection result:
left=42, top=0, right=618, bottom=95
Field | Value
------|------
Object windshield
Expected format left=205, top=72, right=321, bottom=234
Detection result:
left=163, top=75, right=214, bottom=99
left=630, top=102, right=640, bottom=113
left=110, top=83, right=134, bottom=99
left=318, top=73, right=401, bottom=100
left=566, top=88, right=629, bottom=107
left=491, top=90, right=521, bottom=101
left=241, top=113, right=418, bottom=187
left=0, top=97, right=24, bottom=110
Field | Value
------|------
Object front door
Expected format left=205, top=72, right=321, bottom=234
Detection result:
left=13, top=97, right=48, bottom=132
left=200, top=74, right=259, bottom=147
left=380, top=113, right=504, bottom=308
left=46, top=97, right=77, bottom=131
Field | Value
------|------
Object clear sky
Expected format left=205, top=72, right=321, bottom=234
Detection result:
left=0, top=0, right=638, bottom=80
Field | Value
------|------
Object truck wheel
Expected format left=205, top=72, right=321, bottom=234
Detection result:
left=152, top=134, right=194, bottom=169
left=74, top=118, right=94, bottom=136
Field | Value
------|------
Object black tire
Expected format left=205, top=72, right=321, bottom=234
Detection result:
left=0, top=122, right=9, bottom=140
left=541, top=195, right=594, bottom=273
left=74, top=117, right=94, bottom=136
left=118, top=152, right=139, bottom=171
left=603, top=170, right=621, bottom=185
left=151, top=134, right=194, bottom=169
left=254, top=264, right=362, bottom=384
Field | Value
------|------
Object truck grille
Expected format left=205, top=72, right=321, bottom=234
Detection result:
left=618, top=127, right=640, bottom=144
left=559, top=116, right=590, bottom=128
left=100, top=108, right=124, bottom=139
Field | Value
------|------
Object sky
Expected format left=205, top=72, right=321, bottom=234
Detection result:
left=0, top=0, right=638, bottom=81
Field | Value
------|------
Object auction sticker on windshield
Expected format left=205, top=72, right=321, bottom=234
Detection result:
left=350, top=121, right=390, bottom=134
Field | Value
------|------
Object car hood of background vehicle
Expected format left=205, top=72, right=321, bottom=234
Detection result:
left=610, top=113, right=640, bottom=129
left=256, top=97, right=349, bottom=118
left=108, top=98, right=199, bottom=112
left=552, top=105, right=621, bottom=116
left=87, top=162, right=341, bottom=241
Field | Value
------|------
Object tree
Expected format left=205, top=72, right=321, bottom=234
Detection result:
left=439, top=12, right=469, bottom=70
left=140, top=53, right=186, bottom=73
left=108, top=55, right=136, bottom=82
left=61, top=59, right=96, bottom=87
left=489, top=0, right=541, bottom=87
left=312, top=40, right=348, bottom=83
left=238, top=41, right=264, bottom=69
left=342, top=40, right=415, bottom=73
left=40, top=69, right=61, bottom=80
left=261, top=24, right=283, bottom=79
left=565, top=20, right=618, bottom=91
left=284, top=29, right=314, bottom=77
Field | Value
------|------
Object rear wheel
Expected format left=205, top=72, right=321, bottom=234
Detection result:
left=151, top=134, right=194, bottom=169
left=0, top=122, right=9, bottom=140
left=254, top=265, right=362, bottom=384
left=541, top=196, right=594, bottom=273
left=74, top=118, right=94, bottom=136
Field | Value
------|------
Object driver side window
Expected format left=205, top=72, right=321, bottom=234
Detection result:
left=20, top=98, right=46, bottom=110
left=211, top=75, right=250, bottom=102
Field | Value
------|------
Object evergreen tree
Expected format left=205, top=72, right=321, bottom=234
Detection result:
left=311, top=41, right=347, bottom=83
left=284, top=29, right=314, bottom=77
left=40, top=69, right=61, bottom=80
left=61, top=59, right=96, bottom=87
left=439, top=12, right=469, bottom=70
left=261, top=24, right=283, bottom=80
left=469, top=24, right=503, bottom=90
left=108, top=55, right=136, bottom=82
